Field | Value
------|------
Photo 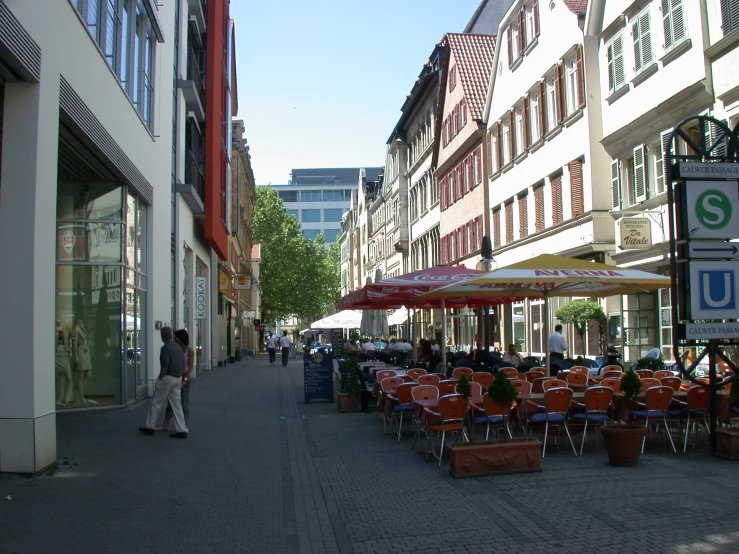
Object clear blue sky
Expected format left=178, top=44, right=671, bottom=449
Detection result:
left=230, top=0, right=484, bottom=185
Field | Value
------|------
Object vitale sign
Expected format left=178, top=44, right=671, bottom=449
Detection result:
left=618, top=218, right=652, bottom=250
left=195, top=276, right=207, bottom=320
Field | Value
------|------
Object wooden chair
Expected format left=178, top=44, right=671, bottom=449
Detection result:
left=387, top=383, right=418, bottom=441
left=631, top=386, right=677, bottom=453
left=425, top=394, right=467, bottom=467
left=438, top=379, right=457, bottom=396
left=654, top=370, right=674, bottom=380
left=635, top=369, right=654, bottom=379
left=407, top=368, right=427, bottom=381
left=453, top=367, right=473, bottom=379
left=500, top=367, right=519, bottom=378
left=416, top=374, right=441, bottom=387
left=525, top=370, right=545, bottom=383
left=543, top=379, right=567, bottom=391
left=410, top=385, right=440, bottom=451
left=572, top=386, right=613, bottom=455
left=471, top=372, right=494, bottom=389
left=528, top=387, right=578, bottom=458
left=473, top=394, right=513, bottom=440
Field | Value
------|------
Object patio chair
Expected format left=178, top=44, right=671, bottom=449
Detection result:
left=570, top=366, right=590, bottom=376
left=631, top=385, right=677, bottom=453
left=565, top=372, right=588, bottom=387
left=542, top=379, right=567, bottom=391
left=379, top=377, right=404, bottom=433
left=410, top=385, right=439, bottom=451
left=438, top=379, right=457, bottom=396
left=528, top=387, right=578, bottom=458
left=600, top=378, right=622, bottom=392
left=416, top=374, right=441, bottom=387
left=387, top=383, right=418, bottom=442
left=500, top=367, right=519, bottom=379
left=572, top=386, right=613, bottom=455
left=639, top=378, right=661, bottom=392
left=660, top=376, right=682, bottom=391
left=525, top=370, right=545, bottom=383
left=457, top=381, right=483, bottom=397
left=599, top=365, right=623, bottom=376
left=532, top=377, right=552, bottom=394
left=654, top=370, right=675, bottom=380
left=407, top=368, right=427, bottom=381
left=425, top=394, right=467, bottom=467
left=511, top=379, right=533, bottom=430
left=472, top=393, right=513, bottom=440
left=453, top=367, right=473, bottom=379
left=602, top=370, right=623, bottom=379
left=635, top=369, right=654, bottom=379
left=376, top=370, right=397, bottom=381
left=669, top=385, right=710, bottom=452
left=471, top=372, right=494, bottom=389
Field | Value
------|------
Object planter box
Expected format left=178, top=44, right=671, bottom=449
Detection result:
left=336, top=391, right=360, bottom=413
left=716, top=428, right=739, bottom=461
left=447, top=439, right=543, bottom=478
left=600, top=424, right=647, bottom=466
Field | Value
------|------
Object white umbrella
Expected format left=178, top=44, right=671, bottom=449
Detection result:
left=311, top=310, right=362, bottom=329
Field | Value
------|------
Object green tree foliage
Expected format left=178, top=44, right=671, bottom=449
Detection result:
left=252, top=187, right=340, bottom=322
left=555, top=299, right=607, bottom=355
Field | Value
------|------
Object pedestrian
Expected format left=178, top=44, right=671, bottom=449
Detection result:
left=548, top=324, right=568, bottom=375
left=280, top=330, right=291, bottom=366
left=155, top=329, right=194, bottom=432
left=139, top=327, right=188, bottom=438
left=266, top=331, right=277, bottom=366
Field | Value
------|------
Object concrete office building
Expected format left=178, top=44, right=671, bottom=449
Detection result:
left=268, top=167, right=383, bottom=245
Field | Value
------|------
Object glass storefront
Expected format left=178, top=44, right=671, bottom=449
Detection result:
left=56, top=181, right=147, bottom=408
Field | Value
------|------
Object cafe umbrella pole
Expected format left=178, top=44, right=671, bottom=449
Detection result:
left=441, top=299, right=447, bottom=374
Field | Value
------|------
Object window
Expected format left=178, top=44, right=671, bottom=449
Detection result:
left=303, top=229, right=320, bottom=240
left=431, top=176, right=439, bottom=205
left=632, top=9, right=653, bottom=73
left=302, top=209, right=320, bottom=222
left=473, top=147, right=481, bottom=184
left=323, top=229, right=340, bottom=242
left=526, top=2, right=537, bottom=44
left=493, top=208, right=501, bottom=248
left=546, top=74, right=557, bottom=131
left=502, top=121, right=511, bottom=164
left=662, top=0, right=686, bottom=51
left=722, top=0, right=739, bottom=36
left=278, top=190, right=298, bottom=202
left=286, top=209, right=298, bottom=219
left=301, top=190, right=322, bottom=202
left=565, top=56, right=578, bottom=115
left=490, top=126, right=499, bottom=173
left=631, top=145, right=647, bottom=203
left=515, top=105, right=524, bottom=154
left=449, top=64, right=457, bottom=90
left=323, top=190, right=343, bottom=201
left=606, top=34, right=625, bottom=94
left=512, top=23, right=520, bottom=62
left=529, top=90, right=540, bottom=142
left=323, top=208, right=345, bottom=222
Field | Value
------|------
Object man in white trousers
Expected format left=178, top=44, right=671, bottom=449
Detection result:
left=139, top=327, right=189, bottom=438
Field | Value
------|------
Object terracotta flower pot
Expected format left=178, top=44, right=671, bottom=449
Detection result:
left=600, top=424, right=647, bottom=466
left=336, top=391, right=360, bottom=413
left=447, top=439, right=543, bottom=478
left=716, top=428, right=739, bottom=461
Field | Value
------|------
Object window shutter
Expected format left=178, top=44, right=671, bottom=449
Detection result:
left=662, top=0, right=672, bottom=49
left=569, top=160, right=584, bottom=216
left=476, top=147, right=482, bottom=184
left=523, top=96, right=531, bottom=148
left=575, top=45, right=586, bottom=109
left=656, top=130, right=671, bottom=193
left=493, top=208, right=501, bottom=248
left=632, top=20, right=642, bottom=73
left=712, top=120, right=730, bottom=158
left=485, top=132, right=492, bottom=177
left=555, top=62, right=565, bottom=123
left=722, top=0, right=739, bottom=36
left=507, top=25, right=513, bottom=66
left=639, top=11, right=653, bottom=67
left=551, top=173, right=563, bottom=224
left=468, top=154, right=474, bottom=190
left=462, top=98, right=467, bottom=127
left=509, top=109, right=516, bottom=159
left=519, top=193, right=528, bottom=239
left=633, top=145, right=647, bottom=202
left=672, top=0, right=686, bottom=45
left=496, top=122, right=503, bottom=168
left=458, top=164, right=465, bottom=196
left=518, top=8, right=526, bottom=53
left=505, top=202, right=514, bottom=243
left=608, top=36, right=625, bottom=92
left=534, top=184, right=545, bottom=233
left=450, top=172, right=457, bottom=204
left=533, top=0, right=540, bottom=37
left=538, top=80, right=547, bottom=136
left=476, top=215, right=483, bottom=249
left=611, top=160, right=621, bottom=209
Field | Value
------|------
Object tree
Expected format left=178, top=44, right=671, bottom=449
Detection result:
left=555, top=299, right=606, bottom=355
left=252, top=187, right=340, bottom=322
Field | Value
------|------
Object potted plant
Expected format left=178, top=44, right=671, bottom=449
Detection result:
left=447, top=370, right=542, bottom=477
left=717, top=377, right=739, bottom=460
left=335, top=356, right=363, bottom=412
left=600, top=369, right=648, bottom=466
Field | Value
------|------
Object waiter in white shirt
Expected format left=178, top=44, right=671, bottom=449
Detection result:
left=548, top=324, right=568, bottom=374
left=279, top=331, right=291, bottom=366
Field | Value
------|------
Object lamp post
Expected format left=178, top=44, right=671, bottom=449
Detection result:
left=476, top=236, right=498, bottom=357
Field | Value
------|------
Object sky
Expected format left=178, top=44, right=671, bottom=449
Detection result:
left=230, top=0, right=485, bottom=185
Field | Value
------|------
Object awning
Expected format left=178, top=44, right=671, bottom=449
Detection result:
left=311, top=310, right=362, bottom=329
left=387, top=307, right=409, bottom=326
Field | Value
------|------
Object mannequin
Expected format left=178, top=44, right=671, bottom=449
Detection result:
left=55, top=321, right=73, bottom=405
left=72, top=320, right=97, bottom=405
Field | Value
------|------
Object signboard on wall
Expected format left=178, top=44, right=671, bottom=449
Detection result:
left=303, top=351, right=334, bottom=403
left=195, top=277, right=207, bottom=319
left=618, top=218, right=652, bottom=250
left=234, top=275, right=252, bottom=290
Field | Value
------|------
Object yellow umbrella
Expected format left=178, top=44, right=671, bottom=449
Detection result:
left=424, top=254, right=671, bottom=372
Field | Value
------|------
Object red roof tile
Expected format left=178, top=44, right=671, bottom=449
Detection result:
left=444, top=33, right=496, bottom=121
left=563, top=0, right=588, bottom=15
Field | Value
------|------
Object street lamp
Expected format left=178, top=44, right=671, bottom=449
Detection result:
left=476, top=236, right=498, bottom=357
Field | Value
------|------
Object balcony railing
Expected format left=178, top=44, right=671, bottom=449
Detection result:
left=185, top=149, right=205, bottom=204
left=187, top=47, right=205, bottom=110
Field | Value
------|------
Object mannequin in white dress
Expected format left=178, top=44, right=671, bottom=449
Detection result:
left=55, top=321, right=73, bottom=405
left=72, top=320, right=97, bottom=405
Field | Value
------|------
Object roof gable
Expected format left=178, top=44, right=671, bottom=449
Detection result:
left=444, top=33, right=496, bottom=121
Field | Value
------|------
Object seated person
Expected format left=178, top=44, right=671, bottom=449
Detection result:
left=394, top=339, right=413, bottom=352
left=360, top=338, right=376, bottom=352
left=472, top=341, right=487, bottom=363
left=429, top=338, right=440, bottom=352
left=373, top=337, right=387, bottom=350
left=501, top=344, right=524, bottom=368
left=386, top=339, right=400, bottom=351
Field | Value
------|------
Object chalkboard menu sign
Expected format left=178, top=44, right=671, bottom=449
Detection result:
left=331, top=329, right=344, bottom=356
left=304, top=351, right=334, bottom=403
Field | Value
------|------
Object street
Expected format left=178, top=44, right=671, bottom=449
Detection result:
left=2, top=354, right=739, bottom=554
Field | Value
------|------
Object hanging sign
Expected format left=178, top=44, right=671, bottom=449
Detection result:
left=618, top=218, right=652, bottom=250
left=683, top=181, right=739, bottom=239
left=234, top=275, right=252, bottom=290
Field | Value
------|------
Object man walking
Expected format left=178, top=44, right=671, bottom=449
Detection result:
left=548, top=324, right=568, bottom=375
left=139, top=327, right=189, bottom=438
left=266, top=331, right=277, bottom=366
left=279, top=330, right=291, bottom=367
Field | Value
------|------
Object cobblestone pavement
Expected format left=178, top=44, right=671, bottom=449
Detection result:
left=2, top=354, right=739, bottom=554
